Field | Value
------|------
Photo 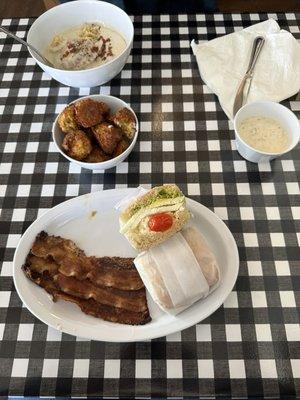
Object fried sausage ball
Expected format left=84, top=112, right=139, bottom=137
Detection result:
left=74, top=99, right=109, bottom=128
left=84, top=146, right=110, bottom=163
left=92, top=122, right=122, bottom=155
left=62, top=130, right=92, bottom=160
left=113, top=139, right=129, bottom=158
left=109, top=107, right=136, bottom=139
left=58, top=105, right=79, bottom=133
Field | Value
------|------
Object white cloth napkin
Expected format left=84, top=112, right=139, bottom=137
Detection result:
left=191, top=19, right=300, bottom=120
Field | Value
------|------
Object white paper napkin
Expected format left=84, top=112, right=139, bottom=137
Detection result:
left=191, top=19, right=300, bottom=120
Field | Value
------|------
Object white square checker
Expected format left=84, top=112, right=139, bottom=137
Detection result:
left=21, top=163, right=35, bottom=174
left=187, top=183, right=200, bottom=195
left=184, top=121, right=196, bottom=131
left=41, top=185, right=55, bottom=197
left=135, top=360, right=151, bottom=378
left=0, top=291, right=11, bottom=307
left=270, top=232, right=285, bottom=247
left=162, top=121, right=174, bottom=131
left=12, top=208, right=26, bottom=221
left=225, top=324, right=242, bottom=341
left=291, top=360, right=300, bottom=378
left=161, top=69, right=172, bottom=78
left=4, top=142, right=17, bottom=153
left=0, top=163, right=12, bottom=174
left=205, top=102, right=216, bottom=112
left=17, top=185, right=30, bottom=197
left=162, top=85, right=172, bottom=95
left=185, top=140, right=197, bottom=151
left=140, top=141, right=151, bottom=152
left=247, top=261, right=263, bottom=276
left=286, top=182, right=299, bottom=195
left=163, top=161, right=175, bottom=173
left=73, top=359, right=90, bottom=378
left=285, top=325, right=300, bottom=341
left=240, top=207, right=254, bottom=220
left=141, top=86, right=152, bottom=95
left=162, top=103, right=173, bottom=113
left=42, top=359, right=59, bottom=377
left=1, top=262, right=12, bottom=277
left=140, top=162, right=152, bottom=173
left=255, top=324, right=272, bottom=341
left=162, top=141, right=174, bottom=152
left=104, top=360, right=120, bottom=378
left=6, top=234, right=21, bottom=248
left=274, top=261, right=290, bottom=276
left=11, top=359, right=29, bottom=377
left=251, top=291, right=267, bottom=308
left=260, top=360, right=277, bottom=378
left=237, top=182, right=251, bottom=195
left=26, top=142, right=39, bottom=153
left=183, top=102, right=194, bottom=112
left=223, top=291, right=238, bottom=308
left=234, top=160, right=247, bottom=172
left=186, top=161, right=199, bottom=173
left=198, top=360, right=214, bottom=378
left=211, top=183, right=225, bottom=196
left=207, top=140, right=220, bottom=151
left=0, top=324, right=4, bottom=340
left=17, top=324, right=34, bottom=341
left=206, top=121, right=218, bottom=130
left=140, top=121, right=151, bottom=132
left=141, top=103, right=151, bottom=113
left=261, top=182, right=275, bottom=195
left=279, top=291, right=296, bottom=308
left=209, top=161, right=222, bottom=173
left=265, top=207, right=281, bottom=220
left=166, top=331, right=181, bottom=342
left=166, top=360, right=182, bottom=379
left=196, top=324, right=211, bottom=341
left=229, top=360, right=246, bottom=378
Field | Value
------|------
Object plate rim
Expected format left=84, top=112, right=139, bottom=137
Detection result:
left=13, top=188, right=239, bottom=342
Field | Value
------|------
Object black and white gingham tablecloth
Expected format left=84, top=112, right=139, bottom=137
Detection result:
left=0, top=13, right=299, bottom=398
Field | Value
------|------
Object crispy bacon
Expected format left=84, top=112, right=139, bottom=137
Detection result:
left=31, top=231, right=144, bottom=290
left=23, top=232, right=151, bottom=325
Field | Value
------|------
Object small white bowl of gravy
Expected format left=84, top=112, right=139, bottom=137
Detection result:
left=27, top=0, right=133, bottom=87
left=234, top=101, right=300, bottom=163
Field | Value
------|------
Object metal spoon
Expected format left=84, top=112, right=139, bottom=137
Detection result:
left=0, top=26, right=54, bottom=67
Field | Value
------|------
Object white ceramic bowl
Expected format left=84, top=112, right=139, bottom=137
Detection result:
left=27, top=0, right=134, bottom=87
left=234, top=101, right=300, bottom=163
left=52, top=94, right=139, bottom=170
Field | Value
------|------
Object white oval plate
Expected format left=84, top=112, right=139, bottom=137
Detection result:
left=13, top=189, right=239, bottom=342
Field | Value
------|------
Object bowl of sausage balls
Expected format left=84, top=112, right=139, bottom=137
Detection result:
left=52, top=94, right=138, bottom=170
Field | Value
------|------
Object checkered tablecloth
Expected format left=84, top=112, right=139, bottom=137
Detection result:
left=0, top=13, right=299, bottom=398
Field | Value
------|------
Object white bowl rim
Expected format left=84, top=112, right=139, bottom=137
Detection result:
left=234, top=101, right=300, bottom=156
left=27, top=0, right=134, bottom=73
left=52, top=94, right=139, bottom=167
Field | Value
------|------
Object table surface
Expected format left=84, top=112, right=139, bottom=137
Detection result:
left=0, top=13, right=299, bottom=398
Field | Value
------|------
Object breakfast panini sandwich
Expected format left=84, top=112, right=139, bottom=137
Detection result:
left=119, top=184, right=190, bottom=251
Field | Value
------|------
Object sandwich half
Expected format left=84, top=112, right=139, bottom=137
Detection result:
left=119, top=184, right=190, bottom=251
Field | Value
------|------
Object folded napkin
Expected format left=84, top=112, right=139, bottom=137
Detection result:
left=191, top=19, right=300, bottom=120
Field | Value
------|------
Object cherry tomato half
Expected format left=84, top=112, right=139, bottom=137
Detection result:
left=148, top=213, right=173, bottom=232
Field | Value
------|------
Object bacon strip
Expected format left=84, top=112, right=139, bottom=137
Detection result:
left=23, top=232, right=152, bottom=325
left=23, top=263, right=150, bottom=325
left=31, top=231, right=144, bottom=290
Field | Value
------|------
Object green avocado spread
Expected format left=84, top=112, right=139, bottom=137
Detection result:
left=131, top=187, right=182, bottom=215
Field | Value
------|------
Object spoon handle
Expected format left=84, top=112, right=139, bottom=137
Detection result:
left=0, top=26, right=53, bottom=67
